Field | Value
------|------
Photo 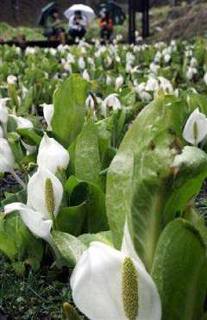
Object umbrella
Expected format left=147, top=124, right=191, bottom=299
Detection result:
left=98, top=1, right=126, bottom=25
left=64, top=4, right=95, bottom=23
left=38, top=2, right=57, bottom=26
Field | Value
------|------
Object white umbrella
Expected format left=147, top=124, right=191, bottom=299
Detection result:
left=64, top=4, right=95, bottom=23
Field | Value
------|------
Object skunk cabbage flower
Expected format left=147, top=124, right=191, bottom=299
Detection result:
left=82, top=69, right=90, bottom=81
left=145, top=78, right=159, bottom=92
left=103, top=94, right=121, bottom=112
left=4, top=202, right=52, bottom=242
left=0, top=98, right=9, bottom=124
left=183, top=108, right=207, bottom=146
left=0, top=138, right=14, bottom=173
left=71, top=241, right=161, bottom=320
left=204, top=73, right=207, bottom=85
left=27, top=167, right=63, bottom=220
left=37, top=134, right=69, bottom=174
left=78, top=57, right=85, bottom=70
left=86, top=95, right=95, bottom=109
left=10, top=115, right=33, bottom=129
left=41, top=103, right=54, bottom=131
left=186, top=67, right=197, bottom=81
left=0, top=126, right=4, bottom=138
left=106, top=75, right=113, bottom=86
left=7, top=75, right=17, bottom=85
left=158, top=77, right=173, bottom=94
left=115, top=75, right=124, bottom=89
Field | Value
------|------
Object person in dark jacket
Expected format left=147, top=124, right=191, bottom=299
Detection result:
left=44, top=8, right=65, bottom=43
left=68, top=10, right=87, bottom=42
left=99, top=9, right=113, bottom=42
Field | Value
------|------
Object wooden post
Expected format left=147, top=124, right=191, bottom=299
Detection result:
left=128, top=0, right=136, bottom=44
left=142, top=0, right=150, bottom=38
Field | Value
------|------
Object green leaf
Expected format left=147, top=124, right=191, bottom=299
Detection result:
left=75, top=121, right=102, bottom=187
left=152, top=219, right=207, bottom=320
left=1, top=189, right=26, bottom=209
left=65, top=176, right=108, bottom=233
left=0, top=213, right=43, bottom=270
left=79, top=231, right=112, bottom=247
left=51, top=74, right=88, bottom=147
left=163, top=146, right=207, bottom=223
left=56, top=203, right=86, bottom=236
left=106, top=95, right=186, bottom=263
left=17, top=127, right=42, bottom=145
left=52, top=230, right=86, bottom=267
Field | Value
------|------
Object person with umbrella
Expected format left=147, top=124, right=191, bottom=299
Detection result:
left=64, top=5, right=95, bottom=43
left=99, top=8, right=113, bottom=43
left=68, top=10, right=87, bottom=42
left=39, top=3, right=65, bottom=43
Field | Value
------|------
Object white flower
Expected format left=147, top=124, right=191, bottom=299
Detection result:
left=78, top=57, right=86, bottom=70
left=0, top=126, right=4, bottom=138
left=190, top=57, right=197, bottom=68
left=41, top=103, right=54, bottom=131
left=0, top=138, right=14, bottom=173
left=21, top=140, right=36, bottom=155
left=186, top=67, right=197, bottom=80
left=82, top=69, right=90, bottom=81
left=86, top=95, right=95, bottom=109
left=115, top=75, right=124, bottom=89
left=4, top=202, right=52, bottom=242
left=158, top=77, right=173, bottom=93
left=145, top=78, right=159, bottom=92
left=203, top=73, right=207, bottom=85
left=10, top=115, right=33, bottom=129
left=37, top=134, right=69, bottom=173
left=7, top=75, right=17, bottom=85
left=150, top=63, right=160, bottom=74
left=106, top=75, right=113, bottom=86
left=164, top=54, right=171, bottom=64
left=103, top=94, right=121, bottom=112
left=27, top=167, right=63, bottom=220
left=25, top=47, right=37, bottom=55
left=71, top=241, right=161, bottom=320
left=0, top=98, right=9, bottom=124
left=183, top=108, right=207, bottom=146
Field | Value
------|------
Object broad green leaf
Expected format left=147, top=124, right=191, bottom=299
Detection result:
left=51, top=74, right=88, bottom=147
left=1, top=189, right=26, bottom=209
left=152, top=219, right=207, bottom=320
left=75, top=121, right=102, bottom=187
left=106, top=94, right=186, bottom=260
left=0, top=213, right=43, bottom=270
left=17, top=127, right=42, bottom=145
left=56, top=203, right=86, bottom=236
left=52, top=230, right=86, bottom=267
left=79, top=231, right=112, bottom=247
left=65, top=176, right=108, bottom=233
left=163, top=146, right=207, bottom=223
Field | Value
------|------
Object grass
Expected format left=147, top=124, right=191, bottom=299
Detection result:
left=0, top=255, right=72, bottom=319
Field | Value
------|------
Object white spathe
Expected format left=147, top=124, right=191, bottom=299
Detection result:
left=183, top=108, right=207, bottom=146
left=41, top=103, right=54, bottom=131
left=37, top=133, right=69, bottom=173
left=82, top=69, right=90, bottom=81
left=115, top=75, right=124, bottom=89
left=0, top=126, right=4, bottom=138
left=0, top=138, right=14, bottom=173
left=10, top=115, right=33, bottom=129
left=71, top=241, right=161, bottom=320
left=7, top=75, right=17, bottom=85
left=4, top=202, right=52, bottom=241
left=103, top=94, right=121, bottom=112
left=27, top=167, right=63, bottom=219
left=0, top=98, right=9, bottom=124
